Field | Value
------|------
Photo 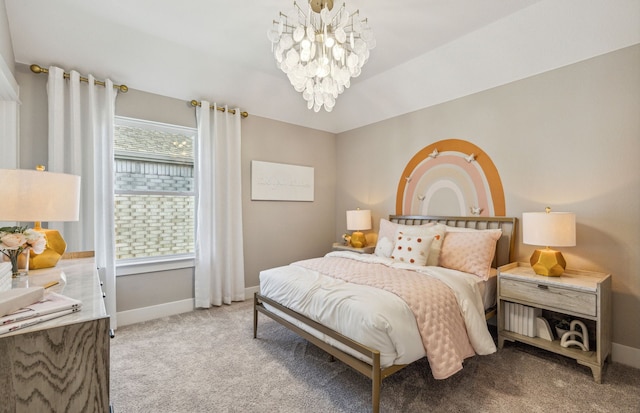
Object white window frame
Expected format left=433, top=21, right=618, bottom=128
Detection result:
left=113, top=116, right=196, bottom=276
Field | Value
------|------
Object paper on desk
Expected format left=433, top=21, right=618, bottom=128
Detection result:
left=0, top=291, right=81, bottom=328
left=0, top=287, right=45, bottom=318
left=0, top=308, right=77, bottom=335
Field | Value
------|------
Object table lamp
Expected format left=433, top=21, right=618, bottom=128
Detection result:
left=522, top=207, right=576, bottom=276
left=0, top=167, right=81, bottom=269
left=346, top=209, right=371, bottom=248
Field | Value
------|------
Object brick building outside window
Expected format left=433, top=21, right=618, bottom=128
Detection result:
left=114, top=117, right=196, bottom=263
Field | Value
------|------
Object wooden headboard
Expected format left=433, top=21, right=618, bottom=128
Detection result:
left=388, top=215, right=517, bottom=268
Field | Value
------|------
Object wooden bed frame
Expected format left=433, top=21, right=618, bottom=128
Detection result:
left=254, top=215, right=517, bottom=413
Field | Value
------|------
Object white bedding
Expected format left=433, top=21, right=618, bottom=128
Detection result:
left=259, top=251, right=496, bottom=369
left=481, top=269, right=498, bottom=311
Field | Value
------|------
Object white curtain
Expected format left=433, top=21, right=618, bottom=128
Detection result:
left=0, top=53, right=19, bottom=170
left=195, top=101, right=245, bottom=307
left=47, top=67, right=118, bottom=328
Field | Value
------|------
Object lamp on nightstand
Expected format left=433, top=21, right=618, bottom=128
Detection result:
left=0, top=167, right=81, bottom=270
left=346, top=209, right=371, bottom=248
left=523, top=207, right=576, bottom=276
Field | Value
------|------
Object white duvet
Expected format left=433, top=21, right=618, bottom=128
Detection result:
left=259, top=251, right=496, bottom=369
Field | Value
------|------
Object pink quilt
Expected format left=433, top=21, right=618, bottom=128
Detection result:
left=294, top=256, right=476, bottom=379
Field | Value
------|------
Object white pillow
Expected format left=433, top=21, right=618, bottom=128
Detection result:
left=374, top=219, right=435, bottom=258
left=424, top=224, right=447, bottom=266
left=390, top=229, right=434, bottom=266
left=389, top=224, right=446, bottom=266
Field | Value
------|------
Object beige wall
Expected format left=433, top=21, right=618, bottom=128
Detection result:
left=336, top=45, right=640, bottom=350
left=242, top=116, right=337, bottom=287
left=12, top=68, right=337, bottom=312
left=15, top=64, right=47, bottom=167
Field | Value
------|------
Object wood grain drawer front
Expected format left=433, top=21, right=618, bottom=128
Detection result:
left=500, top=279, right=596, bottom=316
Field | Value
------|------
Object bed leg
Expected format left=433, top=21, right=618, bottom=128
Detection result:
left=253, top=293, right=258, bottom=339
left=372, top=353, right=381, bottom=413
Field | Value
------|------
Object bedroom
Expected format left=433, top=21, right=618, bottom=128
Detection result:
left=0, top=0, right=638, bottom=411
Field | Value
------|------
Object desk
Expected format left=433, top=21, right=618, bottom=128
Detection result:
left=0, top=258, right=110, bottom=412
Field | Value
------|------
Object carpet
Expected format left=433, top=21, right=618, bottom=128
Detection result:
left=111, top=300, right=640, bottom=412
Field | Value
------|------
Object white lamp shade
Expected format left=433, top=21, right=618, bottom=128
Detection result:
left=0, top=169, right=81, bottom=222
left=346, top=209, right=372, bottom=231
left=523, top=211, right=576, bottom=247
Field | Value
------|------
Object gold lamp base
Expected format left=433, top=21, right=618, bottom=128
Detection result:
left=349, top=231, right=367, bottom=248
left=530, top=247, right=566, bottom=276
left=29, top=226, right=67, bottom=270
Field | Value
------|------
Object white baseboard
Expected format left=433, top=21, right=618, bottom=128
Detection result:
left=245, top=285, right=259, bottom=297
left=116, top=286, right=260, bottom=327
left=612, top=342, right=640, bottom=369
left=117, top=298, right=195, bottom=327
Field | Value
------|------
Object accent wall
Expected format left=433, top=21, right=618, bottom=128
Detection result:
left=335, top=44, right=640, bottom=355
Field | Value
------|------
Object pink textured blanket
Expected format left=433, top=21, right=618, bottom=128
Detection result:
left=294, top=256, right=475, bottom=379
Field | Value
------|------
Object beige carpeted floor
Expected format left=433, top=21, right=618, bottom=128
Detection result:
left=110, top=300, right=640, bottom=413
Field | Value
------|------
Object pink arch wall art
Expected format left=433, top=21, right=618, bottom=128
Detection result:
left=395, top=139, right=506, bottom=216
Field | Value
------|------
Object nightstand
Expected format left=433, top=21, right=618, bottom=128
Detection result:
left=332, top=242, right=375, bottom=254
left=497, top=262, right=611, bottom=383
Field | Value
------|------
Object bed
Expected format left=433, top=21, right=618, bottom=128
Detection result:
left=253, top=215, right=516, bottom=413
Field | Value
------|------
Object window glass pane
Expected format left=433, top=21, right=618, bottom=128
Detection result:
left=114, top=194, right=195, bottom=259
left=114, top=123, right=194, bottom=165
left=115, top=160, right=194, bottom=192
left=114, top=117, right=196, bottom=261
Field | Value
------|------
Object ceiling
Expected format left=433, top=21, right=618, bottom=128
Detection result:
left=4, top=0, right=638, bottom=133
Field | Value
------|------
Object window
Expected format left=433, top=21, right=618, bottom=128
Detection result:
left=113, top=117, right=196, bottom=271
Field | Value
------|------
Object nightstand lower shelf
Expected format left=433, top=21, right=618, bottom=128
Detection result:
left=498, top=330, right=603, bottom=382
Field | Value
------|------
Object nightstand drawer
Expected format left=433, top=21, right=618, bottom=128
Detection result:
left=500, top=278, right=596, bottom=316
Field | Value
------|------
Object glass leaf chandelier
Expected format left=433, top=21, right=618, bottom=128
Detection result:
left=268, top=0, right=376, bottom=112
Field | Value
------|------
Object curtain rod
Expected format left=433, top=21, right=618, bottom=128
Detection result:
left=190, top=99, right=248, bottom=118
left=30, top=64, right=129, bottom=93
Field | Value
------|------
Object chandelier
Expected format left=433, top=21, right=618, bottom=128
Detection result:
left=268, top=0, right=375, bottom=112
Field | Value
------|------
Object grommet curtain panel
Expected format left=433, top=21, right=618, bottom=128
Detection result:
left=46, top=66, right=118, bottom=328
left=195, top=101, right=245, bottom=307
left=0, top=55, right=19, bottom=170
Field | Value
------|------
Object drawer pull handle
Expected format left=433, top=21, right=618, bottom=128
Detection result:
left=537, top=284, right=549, bottom=290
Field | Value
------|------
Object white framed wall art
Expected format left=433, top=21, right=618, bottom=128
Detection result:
left=251, top=160, right=314, bottom=202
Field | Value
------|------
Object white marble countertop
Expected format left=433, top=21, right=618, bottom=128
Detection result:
left=498, top=262, right=610, bottom=293
left=4, top=257, right=107, bottom=337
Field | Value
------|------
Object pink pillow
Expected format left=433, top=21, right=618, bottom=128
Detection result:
left=438, top=230, right=502, bottom=279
